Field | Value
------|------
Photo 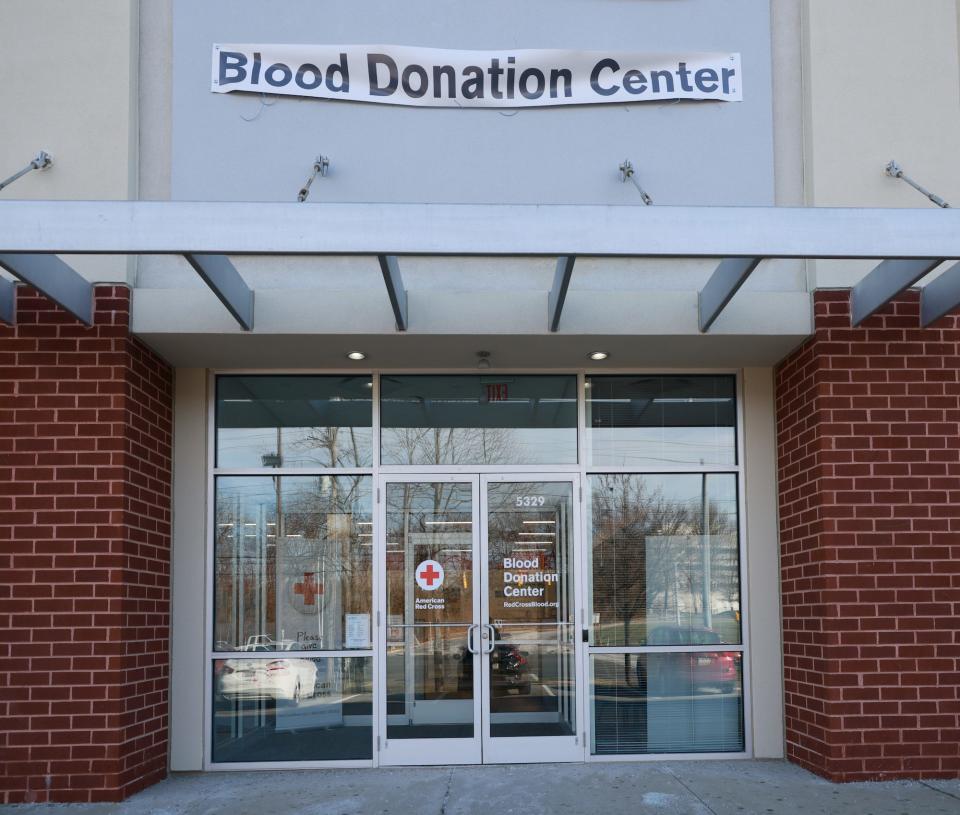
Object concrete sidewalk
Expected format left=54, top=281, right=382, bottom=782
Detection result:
left=3, top=761, right=959, bottom=815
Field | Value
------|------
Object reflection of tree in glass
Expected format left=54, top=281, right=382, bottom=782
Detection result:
left=590, top=475, right=738, bottom=684
left=381, top=426, right=518, bottom=466
left=292, top=425, right=368, bottom=468
left=214, top=477, right=372, bottom=650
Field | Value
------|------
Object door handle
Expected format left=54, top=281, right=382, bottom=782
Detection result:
left=466, top=624, right=479, bottom=654
left=482, top=623, right=496, bottom=654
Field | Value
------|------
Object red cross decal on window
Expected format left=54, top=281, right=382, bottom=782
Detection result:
left=418, top=563, right=441, bottom=587
left=294, top=572, right=322, bottom=605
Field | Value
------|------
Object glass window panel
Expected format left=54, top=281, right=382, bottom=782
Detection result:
left=587, top=375, right=736, bottom=467
left=591, top=652, right=744, bottom=755
left=216, top=375, right=373, bottom=468
left=215, top=476, right=373, bottom=651
left=380, top=375, right=577, bottom=465
left=588, top=474, right=740, bottom=646
left=212, top=656, right=372, bottom=762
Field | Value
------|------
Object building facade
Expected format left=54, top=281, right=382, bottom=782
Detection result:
left=1, top=0, right=959, bottom=803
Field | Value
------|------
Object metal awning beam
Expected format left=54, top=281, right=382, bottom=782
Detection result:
left=0, top=277, right=14, bottom=325
left=851, top=258, right=944, bottom=326
left=0, top=252, right=92, bottom=325
left=920, top=261, right=960, bottom=327
left=183, top=253, right=254, bottom=330
left=699, top=257, right=763, bottom=332
left=548, top=255, right=576, bottom=332
left=2, top=201, right=960, bottom=258
left=377, top=254, right=407, bottom=331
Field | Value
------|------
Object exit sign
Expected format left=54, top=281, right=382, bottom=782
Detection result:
left=485, top=383, right=509, bottom=402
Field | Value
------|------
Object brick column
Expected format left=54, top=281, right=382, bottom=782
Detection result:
left=776, top=290, right=960, bottom=781
left=0, top=286, right=173, bottom=803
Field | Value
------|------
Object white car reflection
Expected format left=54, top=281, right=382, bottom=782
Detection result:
left=218, top=659, right=318, bottom=704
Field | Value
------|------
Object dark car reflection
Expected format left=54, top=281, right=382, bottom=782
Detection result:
left=458, top=628, right=532, bottom=696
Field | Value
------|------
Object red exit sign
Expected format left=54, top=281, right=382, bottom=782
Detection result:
left=485, top=383, right=509, bottom=402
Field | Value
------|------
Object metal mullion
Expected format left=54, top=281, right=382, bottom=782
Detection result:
left=211, top=650, right=374, bottom=660
left=213, top=467, right=374, bottom=476
left=583, top=465, right=741, bottom=475
left=585, top=644, right=745, bottom=655
left=203, top=371, right=217, bottom=770
left=733, top=369, right=753, bottom=759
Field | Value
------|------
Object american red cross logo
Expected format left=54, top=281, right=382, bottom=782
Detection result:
left=294, top=572, right=322, bottom=605
left=415, top=559, right=444, bottom=592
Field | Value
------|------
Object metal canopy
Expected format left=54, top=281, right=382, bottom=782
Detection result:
left=0, top=201, right=958, bottom=333
left=699, top=258, right=764, bottom=332
left=183, top=253, right=254, bottom=331
left=0, top=277, right=14, bottom=325
left=377, top=254, right=407, bottom=331
left=920, top=261, right=960, bottom=327
left=548, top=256, right=576, bottom=332
left=0, top=251, right=93, bottom=325
left=851, top=258, right=945, bottom=326
left=1, top=201, right=960, bottom=258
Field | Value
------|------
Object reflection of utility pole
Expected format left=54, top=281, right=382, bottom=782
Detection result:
left=701, top=474, right=712, bottom=631
left=673, top=563, right=681, bottom=627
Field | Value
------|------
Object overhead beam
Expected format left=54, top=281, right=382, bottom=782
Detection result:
left=3, top=201, right=960, bottom=258
left=851, top=258, right=944, bottom=326
left=377, top=254, right=407, bottom=331
left=548, top=256, right=576, bottom=332
left=183, top=253, right=254, bottom=330
left=920, top=261, right=960, bottom=327
left=0, top=252, right=92, bottom=325
left=699, top=257, right=763, bottom=332
left=0, top=277, right=14, bottom=325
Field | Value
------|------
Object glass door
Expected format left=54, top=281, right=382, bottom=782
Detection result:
left=378, top=476, right=482, bottom=765
left=480, top=475, right=582, bottom=763
left=377, top=474, right=582, bottom=765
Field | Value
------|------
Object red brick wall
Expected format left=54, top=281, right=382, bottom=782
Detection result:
left=776, top=289, right=960, bottom=781
left=0, top=285, right=173, bottom=803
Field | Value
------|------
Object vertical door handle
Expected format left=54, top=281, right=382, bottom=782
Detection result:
left=482, top=623, right=496, bottom=654
left=466, top=624, right=479, bottom=654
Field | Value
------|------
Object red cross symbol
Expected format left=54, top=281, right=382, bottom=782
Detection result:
left=294, top=572, right=322, bottom=605
left=418, top=563, right=441, bottom=587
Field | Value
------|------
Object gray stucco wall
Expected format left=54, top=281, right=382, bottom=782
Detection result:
left=170, top=0, right=774, bottom=205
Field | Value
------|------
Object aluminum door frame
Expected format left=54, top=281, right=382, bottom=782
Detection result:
left=376, top=474, right=483, bottom=766
left=479, top=473, right=586, bottom=764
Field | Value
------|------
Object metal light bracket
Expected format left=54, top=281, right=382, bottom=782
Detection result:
left=619, top=159, right=653, bottom=205
left=885, top=160, right=949, bottom=209
left=297, top=155, right=330, bottom=202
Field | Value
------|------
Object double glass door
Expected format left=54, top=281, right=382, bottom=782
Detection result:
left=378, top=474, right=581, bottom=764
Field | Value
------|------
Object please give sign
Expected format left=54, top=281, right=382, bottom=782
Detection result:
left=211, top=44, right=743, bottom=108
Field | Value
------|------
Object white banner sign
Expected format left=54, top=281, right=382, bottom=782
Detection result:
left=211, top=44, right=742, bottom=108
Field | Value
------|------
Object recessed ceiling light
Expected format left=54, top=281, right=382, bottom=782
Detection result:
left=588, top=351, right=609, bottom=361
left=347, top=351, right=366, bottom=361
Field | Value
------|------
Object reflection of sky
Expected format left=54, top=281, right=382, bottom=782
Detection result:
left=217, top=426, right=373, bottom=468
left=588, top=427, right=736, bottom=468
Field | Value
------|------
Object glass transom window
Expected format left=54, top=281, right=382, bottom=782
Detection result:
left=216, top=375, right=373, bottom=468
left=380, top=375, right=577, bottom=465
left=586, top=375, right=736, bottom=468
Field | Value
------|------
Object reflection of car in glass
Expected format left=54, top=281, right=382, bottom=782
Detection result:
left=217, top=658, right=318, bottom=704
left=458, top=628, right=532, bottom=696
left=643, top=626, right=740, bottom=695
